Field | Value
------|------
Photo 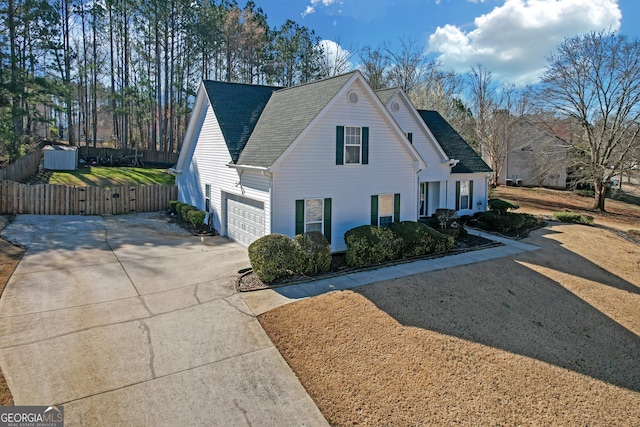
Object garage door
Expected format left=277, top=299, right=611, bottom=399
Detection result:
left=226, top=198, right=265, bottom=247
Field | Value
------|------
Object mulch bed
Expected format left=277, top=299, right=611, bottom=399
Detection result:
left=237, top=232, right=501, bottom=292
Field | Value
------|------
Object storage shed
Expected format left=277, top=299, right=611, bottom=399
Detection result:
left=43, top=145, right=78, bottom=171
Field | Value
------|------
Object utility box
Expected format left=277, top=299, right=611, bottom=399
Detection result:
left=43, top=145, right=78, bottom=171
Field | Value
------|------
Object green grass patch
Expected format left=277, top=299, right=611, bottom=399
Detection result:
left=49, top=166, right=175, bottom=186
left=552, top=212, right=595, bottom=226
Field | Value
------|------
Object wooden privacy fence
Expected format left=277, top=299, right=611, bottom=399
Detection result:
left=0, top=181, right=177, bottom=215
left=0, top=150, right=43, bottom=182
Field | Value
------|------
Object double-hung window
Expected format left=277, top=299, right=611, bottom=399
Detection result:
left=295, top=198, right=332, bottom=243
left=378, top=194, right=394, bottom=227
left=456, top=180, right=473, bottom=211
left=304, top=199, right=323, bottom=233
left=371, top=193, right=400, bottom=227
left=336, top=126, right=368, bottom=165
left=344, top=126, right=361, bottom=164
left=205, top=184, right=211, bottom=212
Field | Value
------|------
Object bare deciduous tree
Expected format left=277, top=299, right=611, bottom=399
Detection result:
left=384, top=37, right=426, bottom=94
left=316, top=38, right=354, bottom=78
left=358, top=46, right=389, bottom=90
left=540, top=30, right=640, bottom=211
left=470, top=65, right=532, bottom=186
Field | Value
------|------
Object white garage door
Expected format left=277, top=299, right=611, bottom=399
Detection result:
left=226, top=198, right=265, bottom=247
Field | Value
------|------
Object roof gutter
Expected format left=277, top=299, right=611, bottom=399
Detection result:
left=226, top=163, right=271, bottom=174
left=448, top=159, right=460, bottom=167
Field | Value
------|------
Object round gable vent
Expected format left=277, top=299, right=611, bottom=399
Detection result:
left=391, top=101, right=400, bottom=112
left=347, top=90, right=359, bottom=104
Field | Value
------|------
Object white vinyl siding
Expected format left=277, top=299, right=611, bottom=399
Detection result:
left=271, top=79, right=419, bottom=251
left=176, top=85, right=272, bottom=238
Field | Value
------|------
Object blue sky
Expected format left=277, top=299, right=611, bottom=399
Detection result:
left=246, top=0, right=637, bottom=85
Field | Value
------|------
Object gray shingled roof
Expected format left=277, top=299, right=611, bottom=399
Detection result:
left=374, top=88, right=398, bottom=105
left=237, top=72, right=357, bottom=167
left=418, top=110, right=492, bottom=174
left=203, top=80, right=280, bottom=163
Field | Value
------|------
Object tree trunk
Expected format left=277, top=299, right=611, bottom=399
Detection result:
left=593, top=180, right=607, bottom=211
left=63, top=0, right=74, bottom=146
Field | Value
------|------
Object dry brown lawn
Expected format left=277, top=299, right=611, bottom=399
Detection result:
left=259, top=189, right=640, bottom=426
left=493, top=185, right=640, bottom=231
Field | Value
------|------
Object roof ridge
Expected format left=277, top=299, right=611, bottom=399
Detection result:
left=274, top=71, right=358, bottom=93
left=203, top=80, right=282, bottom=90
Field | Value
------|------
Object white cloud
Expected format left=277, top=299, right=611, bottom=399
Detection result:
left=302, top=5, right=316, bottom=17
left=318, top=39, right=354, bottom=74
left=428, top=0, right=622, bottom=85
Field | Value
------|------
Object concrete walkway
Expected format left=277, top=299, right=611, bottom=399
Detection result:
left=241, top=229, right=541, bottom=316
left=0, top=214, right=327, bottom=426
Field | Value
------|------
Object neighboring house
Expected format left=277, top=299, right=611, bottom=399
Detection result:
left=174, top=70, right=491, bottom=251
left=487, top=115, right=567, bottom=188
left=174, top=71, right=426, bottom=251
left=376, top=88, right=492, bottom=216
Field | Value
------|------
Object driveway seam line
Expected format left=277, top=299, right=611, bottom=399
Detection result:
left=56, top=345, right=276, bottom=406
left=105, top=229, right=142, bottom=297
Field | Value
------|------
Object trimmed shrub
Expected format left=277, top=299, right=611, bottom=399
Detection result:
left=552, top=212, right=595, bottom=226
left=295, top=232, right=331, bottom=275
left=390, top=221, right=454, bottom=258
left=180, top=204, right=196, bottom=221
left=187, top=209, right=206, bottom=227
left=488, top=198, right=519, bottom=215
left=344, top=225, right=402, bottom=268
left=248, top=234, right=303, bottom=283
left=169, top=200, right=179, bottom=214
left=478, top=211, right=541, bottom=234
left=174, top=202, right=185, bottom=217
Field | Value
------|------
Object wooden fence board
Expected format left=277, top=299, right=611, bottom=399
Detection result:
left=0, top=181, right=176, bottom=215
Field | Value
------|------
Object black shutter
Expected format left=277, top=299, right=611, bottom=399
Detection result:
left=295, top=200, right=304, bottom=235
left=362, top=127, right=369, bottom=164
left=323, top=198, right=332, bottom=243
left=370, top=195, right=378, bottom=226
left=394, top=193, right=401, bottom=222
left=336, top=126, right=344, bottom=165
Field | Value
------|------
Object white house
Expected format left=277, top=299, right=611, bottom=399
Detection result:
left=174, top=70, right=491, bottom=251
left=175, top=71, right=426, bottom=252
left=375, top=88, right=492, bottom=216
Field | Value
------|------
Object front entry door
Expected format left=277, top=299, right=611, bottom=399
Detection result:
left=419, top=182, right=428, bottom=217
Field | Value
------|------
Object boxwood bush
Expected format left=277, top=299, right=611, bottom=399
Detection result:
left=174, top=202, right=186, bottom=218
left=180, top=204, right=196, bottom=221
left=389, top=221, right=453, bottom=258
left=488, top=198, right=519, bottom=215
left=295, top=231, right=331, bottom=275
left=478, top=211, right=541, bottom=234
left=344, top=225, right=402, bottom=268
left=187, top=209, right=206, bottom=227
left=248, top=234, right=303, bottom=283
left=169, top=200, right=179, bottom=214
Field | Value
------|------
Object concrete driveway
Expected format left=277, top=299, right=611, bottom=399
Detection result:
left=0, top=214, right=327, bottom=426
